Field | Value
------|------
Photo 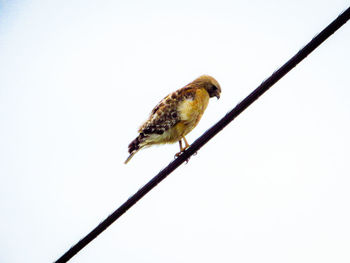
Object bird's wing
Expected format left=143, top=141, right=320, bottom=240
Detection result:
left=139, top=87, right=196, bottom=135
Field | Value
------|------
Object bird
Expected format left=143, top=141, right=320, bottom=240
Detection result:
left=125, top=75, right=221, bottom=164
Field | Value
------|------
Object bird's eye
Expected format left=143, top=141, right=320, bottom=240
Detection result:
left=212, top=85, right=218, bottom=90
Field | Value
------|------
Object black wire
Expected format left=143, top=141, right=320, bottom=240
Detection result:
left=55, top=6, right=350, bottom=263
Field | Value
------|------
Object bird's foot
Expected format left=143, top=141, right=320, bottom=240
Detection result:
left=174, top=151, right=184, bottom=159
left=174, top=151, right=192, bottom=164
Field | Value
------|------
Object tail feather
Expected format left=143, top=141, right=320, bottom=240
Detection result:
left=124, top=149, right=140, bottom=164
left=124, top=134, right=145, bottom=164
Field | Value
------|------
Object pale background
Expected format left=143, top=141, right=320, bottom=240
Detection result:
left=1, top=0, right=350, bottom=262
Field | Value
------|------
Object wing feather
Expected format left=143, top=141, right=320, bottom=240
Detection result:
left=139, top=87, right=196, bottom=135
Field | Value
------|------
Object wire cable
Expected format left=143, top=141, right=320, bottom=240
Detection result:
left=55, top=6, right=350, bottom=263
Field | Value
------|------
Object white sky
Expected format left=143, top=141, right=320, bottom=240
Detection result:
left=1, top=0, right=350, bottom=262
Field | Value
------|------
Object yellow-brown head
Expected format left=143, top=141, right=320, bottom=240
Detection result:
left=192, top=75, right=221, bottom=99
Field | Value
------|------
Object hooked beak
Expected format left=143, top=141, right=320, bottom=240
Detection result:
left=216, top=93, right=220, bottom=99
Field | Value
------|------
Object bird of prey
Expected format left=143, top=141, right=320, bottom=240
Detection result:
left=125, top=75, right=221, bottom=164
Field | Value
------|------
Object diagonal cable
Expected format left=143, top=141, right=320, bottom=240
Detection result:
left=55, top=6, right=350, bottom=263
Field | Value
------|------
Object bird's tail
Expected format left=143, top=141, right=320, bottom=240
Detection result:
left=124, top=134, right=145, bottom=164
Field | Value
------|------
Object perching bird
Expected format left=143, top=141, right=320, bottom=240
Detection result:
left=125, top=75, right=221, bottom=164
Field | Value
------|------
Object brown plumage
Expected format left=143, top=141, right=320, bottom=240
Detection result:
left=125, top=75, right=221, bottom=164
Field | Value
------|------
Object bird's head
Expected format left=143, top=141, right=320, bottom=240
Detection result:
left=195, top=75, right=221, bottom=99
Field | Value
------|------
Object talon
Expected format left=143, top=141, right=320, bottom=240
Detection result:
left=174, top=151, right=183, bottom=158
left=174, top=150, right=192, bottom=163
